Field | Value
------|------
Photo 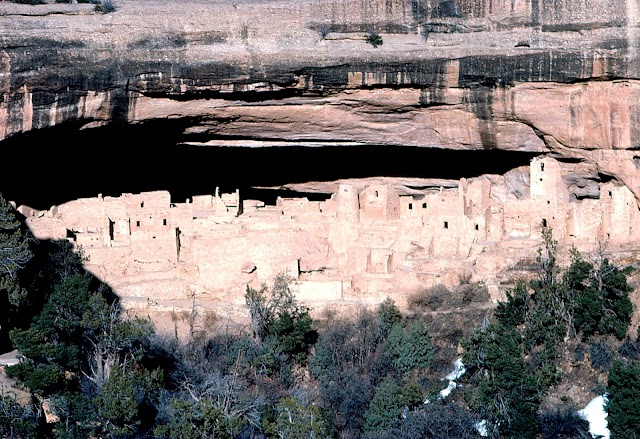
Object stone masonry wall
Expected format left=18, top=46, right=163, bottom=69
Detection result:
left=20, top=156, right=640, bottom=319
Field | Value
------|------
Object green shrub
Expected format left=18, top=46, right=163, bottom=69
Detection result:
left=388, top=321, right=436, bottom=374
left=245, top=274, right=317, bottom=364
left=94, top=0, right=115, bottom=13
left=570, top=251, right=633, bottom=340
left=96, top=365, right=162, bottom=438
left=365, top=32, right=383, bottom=48
left=462, top=230, right=636, bottom=439
left=49, top=391, right=99, bottom=439
left=155, top=398, right=243, bottom=439
left=5, top=362, right=65, bottom=396
left=538, top=405, right=590, bottom=439
left=607, top=359, right=640, bottom=438
left=0, top=394, right=39, bottom=439
left=589, top=339, right=613, bottom=371
left=377, top=297, right=402, bottom=336
left=495, top=279, right=531, bottom=327
left=462, top=323, right=540, bottom=438
left=364, top=376, right=403, bottom=432
left=269, top=308, right=317, bottom=363
left=407, top=284, right=450, bottom=311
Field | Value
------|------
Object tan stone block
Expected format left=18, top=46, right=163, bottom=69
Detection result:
left=297, top=281, right=343, bottom=302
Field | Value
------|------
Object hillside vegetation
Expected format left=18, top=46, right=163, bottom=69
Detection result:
left=1, top=192, right=640, bottom=438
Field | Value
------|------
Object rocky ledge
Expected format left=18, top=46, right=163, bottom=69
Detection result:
left=3, top=0, right=640, bottom=320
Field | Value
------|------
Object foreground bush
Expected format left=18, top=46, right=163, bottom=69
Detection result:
left=538, top=405, right=590, bottom=439
left=94, top=0, right=115, bottom=13
left=607, top=360, right=640, bottom=438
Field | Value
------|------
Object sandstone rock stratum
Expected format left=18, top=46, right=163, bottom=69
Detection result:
left=2, top=0, right=640, bottom=329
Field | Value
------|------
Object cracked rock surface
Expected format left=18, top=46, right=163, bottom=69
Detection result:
left=4, top=0, right=640, bottom=320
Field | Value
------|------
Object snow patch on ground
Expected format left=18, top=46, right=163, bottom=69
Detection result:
left=475, top=419, right=489, bottom=437
left=438, top=358, right=466, bottom=399
left=447, top=358, right=467, bottom=381
left=425, top=358, right=467, bottom=404
left=578, top=395, right=609, bottom=439
left=431, top=359, right=609, bottom=439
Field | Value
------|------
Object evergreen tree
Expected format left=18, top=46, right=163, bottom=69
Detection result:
left=495, top=279, right=530, bottom=328
left=154, top=397, right=244, bottom=439
left=594, top=259, right=633, bottom=339
left=0, top=193, right=33, bottom=350
left=607, top=360, right=640, bottom=438
left=96, top=364, right=162, bottom=437
left=387, top=321, right=436, bottom=374
left=363, top=376, right=403, bottom=433
left=245, top=274, right=318, bottom=364
left=0, top=193, right=32, bottom=280
left=569, top=250, right=633, bottom=340
left=49, top=391, right=99, bottom=439
left=566, top=249, right=599, bottom=338
left=377, top=297, right=402, bottom=336
left=463, top=322, right=540, bottom=438
left=264, top=396, right=330, bottom=439
left=0, top=393, right=40, bottom=439
left=524, top=228, right=568, bottom=367
left=463, top=230, right=635, bottom=439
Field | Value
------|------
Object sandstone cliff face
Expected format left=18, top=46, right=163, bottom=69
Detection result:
left=3, top=0, right=640, bottom=321
left=1, top=0, right=639, bottom=154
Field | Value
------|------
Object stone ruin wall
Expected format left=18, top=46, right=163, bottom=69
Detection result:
left=17, top=155, right=640, bottom=327
left=1, top=0, right=640, bottom=337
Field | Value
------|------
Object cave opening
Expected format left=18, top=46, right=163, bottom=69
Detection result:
left=0, top=119, right=542, bottom=210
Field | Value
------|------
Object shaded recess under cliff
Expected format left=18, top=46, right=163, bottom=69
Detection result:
left=1, top=120, right=542, bottom=210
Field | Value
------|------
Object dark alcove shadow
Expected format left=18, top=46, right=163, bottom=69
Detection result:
left=0, top=118, right=542, bottom=210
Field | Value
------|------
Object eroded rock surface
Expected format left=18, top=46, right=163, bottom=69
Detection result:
left=1, top=0, right=639, bottom=157
left=3, top=0, right=640, bottom=324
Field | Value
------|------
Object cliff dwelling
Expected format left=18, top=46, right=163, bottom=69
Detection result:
left=14, top=154, right=640, bottom=328
left=5, top=1, right=640, bottom=434
left=2, top=0, right=640, bottom=331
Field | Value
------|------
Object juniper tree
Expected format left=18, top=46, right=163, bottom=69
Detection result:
left=0, top=193, right=32, bottom=280
left=0, top=193, right=33, bottom=351
left=607, top=360, right=640, bottom=438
